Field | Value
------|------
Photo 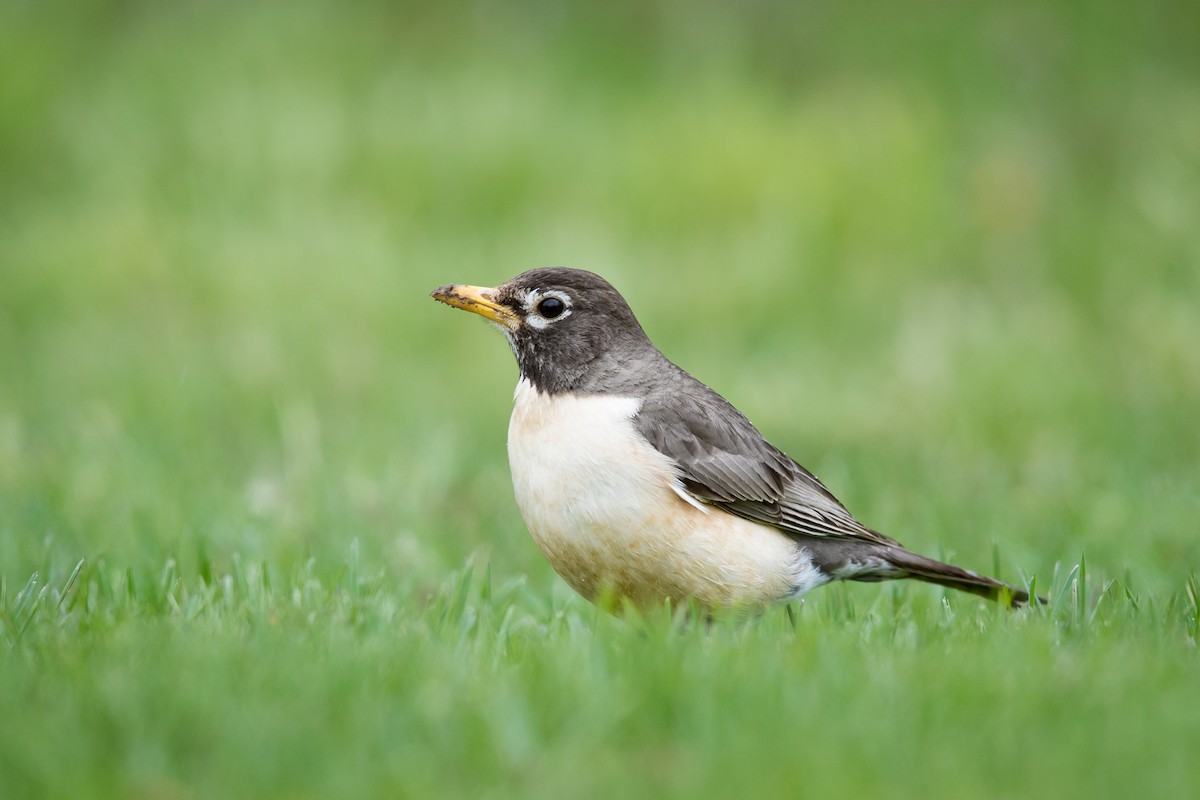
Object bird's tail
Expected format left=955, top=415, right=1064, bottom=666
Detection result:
left=829, top=545, right=1043, bottom=607
left=879, top=547, right=1042, bottom=607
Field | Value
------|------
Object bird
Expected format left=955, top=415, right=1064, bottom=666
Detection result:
left=431, top=267, right=1036, bottom=610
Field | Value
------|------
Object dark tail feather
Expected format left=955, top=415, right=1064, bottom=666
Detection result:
left=879, top=547, right=1044, bottom=607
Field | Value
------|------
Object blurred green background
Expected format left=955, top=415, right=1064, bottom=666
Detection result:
left=2, top=0, right=1199, bottom=797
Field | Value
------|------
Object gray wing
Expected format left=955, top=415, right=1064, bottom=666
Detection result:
left=633, top=373, right=898, bottom=547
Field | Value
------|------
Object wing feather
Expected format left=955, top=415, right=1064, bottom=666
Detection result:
left=634, top=372, right=896, bottom=547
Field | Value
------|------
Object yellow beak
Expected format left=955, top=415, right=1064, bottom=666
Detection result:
left=430, top=284, right=520, bottom=330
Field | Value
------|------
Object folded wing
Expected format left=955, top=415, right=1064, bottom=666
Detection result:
left=634, top=374, right=898, bottom=547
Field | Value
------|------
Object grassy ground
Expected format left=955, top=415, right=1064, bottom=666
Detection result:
left=2, top=1, right=1199, bottom=797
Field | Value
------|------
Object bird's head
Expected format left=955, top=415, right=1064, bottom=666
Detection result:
left=431, top=267, right=656, bottom=393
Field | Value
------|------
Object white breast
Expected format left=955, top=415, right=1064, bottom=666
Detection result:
left=506, top=378, right=826, bottom=608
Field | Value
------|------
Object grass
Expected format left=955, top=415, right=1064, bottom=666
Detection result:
left=2, top=0, right=1199, bottom=797
left=3, top=557, right=1198, bottom=798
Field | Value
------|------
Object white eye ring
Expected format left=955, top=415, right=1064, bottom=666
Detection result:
left=522, top=289, right=572, bottom=329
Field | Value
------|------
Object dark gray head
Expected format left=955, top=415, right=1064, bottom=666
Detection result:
left=431, top=267, right=664, bottom=394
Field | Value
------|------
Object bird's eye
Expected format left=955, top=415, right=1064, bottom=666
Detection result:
left=537, top=297, right=565, bottom=319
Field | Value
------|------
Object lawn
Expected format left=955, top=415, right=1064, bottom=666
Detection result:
left=2, top=1, right=1198, bottom=798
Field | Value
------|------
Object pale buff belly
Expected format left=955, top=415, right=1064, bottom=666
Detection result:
left=506, top=379, right=824, bottom=608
